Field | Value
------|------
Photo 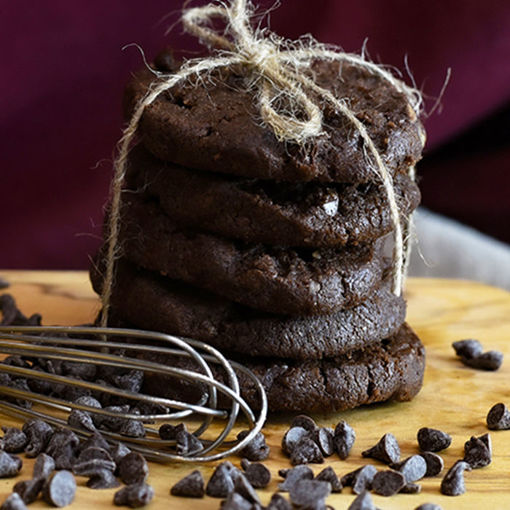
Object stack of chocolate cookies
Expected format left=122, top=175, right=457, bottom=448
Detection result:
left=90, top=51, right=426, bottom=413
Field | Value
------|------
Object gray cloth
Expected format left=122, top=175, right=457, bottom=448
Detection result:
left=408, top=208, right=510, bottom=290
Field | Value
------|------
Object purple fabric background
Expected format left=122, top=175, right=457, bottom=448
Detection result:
left=1, top=0, right=509, bottom=268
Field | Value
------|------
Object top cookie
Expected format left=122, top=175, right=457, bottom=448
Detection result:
left=124, top=54, right=425, bottom=183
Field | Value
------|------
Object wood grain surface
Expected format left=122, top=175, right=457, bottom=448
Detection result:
left=1, top=271, right=510, bottom=509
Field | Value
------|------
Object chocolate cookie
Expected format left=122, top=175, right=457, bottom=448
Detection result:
left=141, top=322, right=425, bottom=413
left=125, top=56, right=425, bottom=183
left=113, top=195, right=386, bottom=315
left=90, top=259, right=406, bottom=360
left=125, top=144, right=421, bottom=248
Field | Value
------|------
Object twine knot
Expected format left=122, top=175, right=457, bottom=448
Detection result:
left=99, top=0, right=423, bottom=326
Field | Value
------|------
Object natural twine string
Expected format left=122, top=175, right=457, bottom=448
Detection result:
left=99, top=0, right=423, bottom=327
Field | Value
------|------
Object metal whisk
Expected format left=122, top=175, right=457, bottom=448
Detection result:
left=0, top=325, right=267, bottom=463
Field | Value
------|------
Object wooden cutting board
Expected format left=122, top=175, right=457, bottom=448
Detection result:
left=1, top=271, right=510, bottom=509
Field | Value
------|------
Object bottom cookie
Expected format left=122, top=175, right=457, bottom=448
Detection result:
left=140, top=322, right=425, bottom=413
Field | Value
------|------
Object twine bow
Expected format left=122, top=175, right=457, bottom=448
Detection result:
left=100, top=0, right=423, bottom=326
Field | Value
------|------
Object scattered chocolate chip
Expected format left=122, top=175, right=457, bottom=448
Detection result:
left=289, top=479, right=331, bottom=510
left=94, top=405, right=130, bottom=431
left=220, top=492, right=252, bottom=510
left=240, top=459, right=271, bottom=488
left=347, top=490, right=376, bottom=510
left=175, top=425, right=203, bottom=455
left=414, top=504, right=442, bottom=510
left=45, top=429, right=80, bottom=470
left=372, top=470, right=406, bottom=496
left=1, top=427, right=28, bottom=453
left=290, top=436, right=324, bottom=465
left=290, top=415, right=318, bottom=433
left=0, top=493, right=28, bottom=510
left=417, top=427, right=452, bottom=452
left=236, top=430, right=270, bottom=461
left=114, top=370, right=143, bottom=393
left=0, top=294, right=41, bottom=326
left=118, top=452, right=149, bottom=485
left=119, top=419, right=146, bottom=439
left=80, top=431, right=109, bottom=453
left=33, top=453, right=56, bottom=480
left=206, top=461, right=240, bottom=498
left=233, top=473, right=261, bottom=505
left=362, top=433, right=400, bottom=464
left=315, top=466, right=342, bottom=492
left=113, top=483, right=154, bottom=508
left=400, top=482, right=421, bottom=494
left=0, top=277, right=10, bottom=289
left=110, top=442, right=131, bottom=468
left=452, top=339, right=483, bottom=359
left=440, top=460, right=471, bottom=496
left=333, top=420, right=356, bottom=460
left=72, top=447, right=116, bottom=475
left=391, top=455, right=427, bottom=482
left=13, top=478, right=45, bottom=504
left=158, top=423, right=179, bottom=440
left=487, top=403, right=510, bottom=430
left=86, top=469, right=120, bottom=489
left=171, top=469, right=205, bottom=497
left=0, top=451, right=22, bottom=478
left=62, top=361, right=97, bottom=381
left=420, top=452, right=444, bottom=477
left=267, top=493, right=292, bottom=510
left=463, top=434, right=492, bottom=468
left=68, top=410, right=96, bottom=432
left=42, top=470, right=76, bottom=507
left=341, top=465, right=377, bottom=495
left=463, top=351, right=503, bottom=371
left=278, top=465, right=314, bottom=492
left=282, top=426, right=309, bottom=456
left=313, top=427, right=335, bottom=457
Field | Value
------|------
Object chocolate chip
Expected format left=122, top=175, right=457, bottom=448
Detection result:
left=267, top=493, right=292, bottom=510
left=158, top=423, right=180, bottom=440
left=206, top=461, right=240, bottom=498
left=463, top=351, right=503, bottom=371
left=113, top=483, right=154, bottom=507
left=391, top=455, right=427, bottom=482
left=86, top=469, right=120, bottom=489
left=372, top=470, right=406, bottom=496
left=233, top=474, right=261, bottom=505
left=333, top=420, right=355, bottom=460
left=452, top=339, right=483, bottom=359
left=45, top=429, right=80, bottom=470
left=13, top=478, right=45, bottom=504
left=170, top=469, right=205, bottom=497
left=487, top=402, right=510, bottom=430
left=80, top=431, right=109, bottom=453
left=240, top=459, right=271, bottom=489
left=362, top=433, right=400, bottom=464
left=0, top=451, right=22, bottom=478
left=42, top=470, right=76, bottom=507
left=282, top=426, right=309, bottom=456
left=72, top=447, right=116, bottom=475
left=289, top=479, right=331, bottom=509
left=0, top=294, right=41, bottom=326
left=417, top=427, right=451, bottom=452
left=341, top=465, right=377, bottom=495
left=0, top=493, right=28, bottom=510
left=94, top=405, right=130, bottom=431
left=463, top=434, right=492, bottom=468
left=315, top=466, right=342, bottom=492
left=440, top=460, right=471, bottom=496
left=220, top=492, right=252, bottom=510
left=33, top=453, right=56, bottom=480
left=313, top=427, right=334, bottom=457
left=114, top=370, right=143, bottom=393
left=290, top=415, right=318, bottom=433
left=290, top=436, right=324, bottom=465
left=175, top=426, right=203, bottom=455
left=1, top=427, right=28, bottom=453
left=414, top=504, right=442, bottom=510
left=236, top=430, right=270, bottom=461
left=61, top=361, right=97, bottom=381
left=118, top=452, right=149, bottom=485
left=119, top=419, right=146, bottom=439
left=420, top=452, right=444, bottom=477
left=68, top=410, right=96, bottom=432
left=400, top=482, right=421, bottom=493
left=278, top=465, right=313, bottom=492
left=0, top=277, right=10, bottom=289
left=110, top=442, right=131, bottom=467
left=347, top=490, right=376, bottom=510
